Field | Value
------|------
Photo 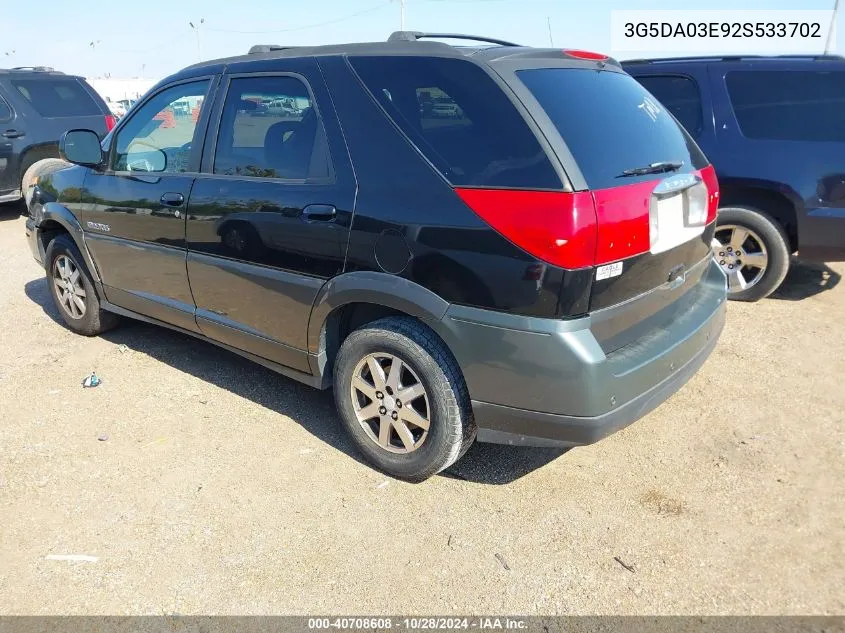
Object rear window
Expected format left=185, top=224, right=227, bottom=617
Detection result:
left=726, top=70, right=845, bottom=142
left=10, top=78, right=101, bottom=117
left=517, top=68, right=708, bottom=190
left=349, top=56, right=562, bottom=189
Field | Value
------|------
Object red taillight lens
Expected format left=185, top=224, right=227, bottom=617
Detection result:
left=104, top=114, right=116, bottom=132
left=563, top=49, right=609, bottom=61
left=700, top=164, right=720, bottom=223
left=454, top=188, right=598, bottom=269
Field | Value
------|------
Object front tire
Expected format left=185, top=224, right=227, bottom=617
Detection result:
left=714, top=206, right=791, bottom=301
left=333, top=316, right=475, bottom=482
left=45, top=234, right=118, bottom=336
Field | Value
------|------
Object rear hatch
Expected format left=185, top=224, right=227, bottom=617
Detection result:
left=6, top=75, right=113, bottom=139
left=491, top=55, right=719, bottom=349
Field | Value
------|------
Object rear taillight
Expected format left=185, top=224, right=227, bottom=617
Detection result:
left=455, top=188, right=598, bottom=269
left=700, top=164, right=720, bottom=223
left=456, top=165, right=719, bottom=271
left=104, top=114, right=116, bottom=132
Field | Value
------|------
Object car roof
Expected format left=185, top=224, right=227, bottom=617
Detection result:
left=179, top=31, right=619, bottom=75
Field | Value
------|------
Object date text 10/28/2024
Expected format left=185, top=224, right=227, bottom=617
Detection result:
left=308, top=618, right=528, bottom=630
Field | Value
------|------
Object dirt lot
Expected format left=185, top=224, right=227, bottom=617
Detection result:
left=0, top=205, right=843, bottom=615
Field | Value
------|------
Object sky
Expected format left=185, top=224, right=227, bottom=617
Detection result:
left=1, top=0, right=841, bottom=80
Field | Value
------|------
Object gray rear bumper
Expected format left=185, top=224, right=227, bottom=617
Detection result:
left=434, top=258, right=727, bottom=447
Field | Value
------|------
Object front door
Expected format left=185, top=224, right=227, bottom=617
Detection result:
left=81, top=78, right=215, bottom=332
left=186, top=62, right=356, bottom=372
left=0, top=92, right=19, bottom=196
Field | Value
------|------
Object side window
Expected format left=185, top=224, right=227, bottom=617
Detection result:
left=636, top=75, right=703, bottom=137
left=112, top=80, right=209, bottom=173
left=0, top=94, right=12, bottom=122
left=726, top=70, right=845, bottom=142
left=348, top=56, right=562, bottom=190
left=213, top=75, right=331, bottom=181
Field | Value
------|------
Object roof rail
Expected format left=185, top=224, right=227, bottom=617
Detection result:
left=388, top=31, right=520, bottom=47
left=248, top=45, right=298, bottom=54
left=623, top=54, right=844, bottom=64
left=10, top=65, right=57, bottom=72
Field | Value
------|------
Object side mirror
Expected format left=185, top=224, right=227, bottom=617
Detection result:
left=59, top=129, right=103, bottom=168
left=127, top=148, right=167, bottom=173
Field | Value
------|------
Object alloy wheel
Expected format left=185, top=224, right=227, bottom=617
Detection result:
left=52, top=255, right=87, bottom=319
left=350, top=353, right=431, bottom=454
left=712, top=224, right=769, bottom=293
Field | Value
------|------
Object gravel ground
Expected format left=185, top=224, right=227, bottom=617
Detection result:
left=0, top=206, right=843, bottom=615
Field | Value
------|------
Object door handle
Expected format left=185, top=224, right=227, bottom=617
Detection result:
left=160, top=192, right=185, bottom=208
left=302, top=204, right=336, bottom=222
left=1, top=129, right=24, bottom=139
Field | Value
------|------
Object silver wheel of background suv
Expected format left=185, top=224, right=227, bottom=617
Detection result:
left=712, top=224, right=769, bottom=294
left=350, top=352, right=431, bottom=454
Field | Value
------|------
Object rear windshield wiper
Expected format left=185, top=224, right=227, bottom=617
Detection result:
left=617, top=161, right=684, bottom=177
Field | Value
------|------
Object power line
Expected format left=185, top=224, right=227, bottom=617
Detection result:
left=205, top=3, right=388, bottom=35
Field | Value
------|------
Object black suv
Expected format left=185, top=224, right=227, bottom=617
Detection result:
left=25, top=33, right=726, bottom=481
left=0, top=67, right=114, bottom=205
left=623, top=55, right=845, bottom=301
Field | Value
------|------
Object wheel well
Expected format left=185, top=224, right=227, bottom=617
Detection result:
left=719, top=185, right=799, bottom=252
left=19, top=144, right=61, bottom=183
left=37, top=219, right=69, bottom=257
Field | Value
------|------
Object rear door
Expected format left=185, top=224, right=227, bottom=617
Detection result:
left=185, top=59, right=356, bottom=372
left=498, top=63, right=716, bottom=311
left=709, top=60, right=845, bottom=261
left=81, top=77, right=215, bottom=332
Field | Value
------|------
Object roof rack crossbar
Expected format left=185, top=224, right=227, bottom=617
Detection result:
left=388, top=31, right=520, bottom=47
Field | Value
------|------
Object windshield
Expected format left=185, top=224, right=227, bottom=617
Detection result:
left=516, top=68, right=708, bottom=190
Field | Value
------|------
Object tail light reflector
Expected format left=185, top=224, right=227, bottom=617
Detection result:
left=454, top=188, right=598, bottom=269
left=104, top=114, right=116, bottom=132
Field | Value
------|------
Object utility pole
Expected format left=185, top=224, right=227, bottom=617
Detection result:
left=825, top=0, right=840, bottom=54
left=401, top=0, right=406, bottom=30
left=189, top=18, right=205, bottom=62
left=547, top=16, right=554, bottom=47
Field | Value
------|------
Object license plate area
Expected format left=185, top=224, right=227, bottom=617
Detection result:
left=649, top=177, right=707, bottom=255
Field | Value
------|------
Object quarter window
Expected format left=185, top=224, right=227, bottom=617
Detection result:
left=726, top=70, right=845, bottom=142
left=635, top=75, right=703, bottom=137
left=349, top=56, right=562, bottom=190
left=111, top=80, right=209, bottom=173
left=212, top=75, right=331, bottom=181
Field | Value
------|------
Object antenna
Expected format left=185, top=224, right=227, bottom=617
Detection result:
left=825, top=0, right=840, bottom=54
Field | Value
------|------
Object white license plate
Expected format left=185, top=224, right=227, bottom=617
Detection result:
left=650, top=193, right=704, bottom=255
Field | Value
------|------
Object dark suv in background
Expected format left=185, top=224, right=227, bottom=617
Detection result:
left=26, top=33, right=726, bottom=481
left=0, top=67, right=114, bottom=205
left=623, top=55, right=845, bottom=301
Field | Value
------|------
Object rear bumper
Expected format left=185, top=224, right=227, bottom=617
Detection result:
left=472, top=316, right=722, bottom=447
left=435, top=257, right=727, bottom=447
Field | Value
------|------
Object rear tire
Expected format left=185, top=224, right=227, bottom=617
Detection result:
left=714, top=206, right=791, bottom=302
left=333, top=316, right=475, bottom=482
left=45, top=234, right=119, bottom=336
